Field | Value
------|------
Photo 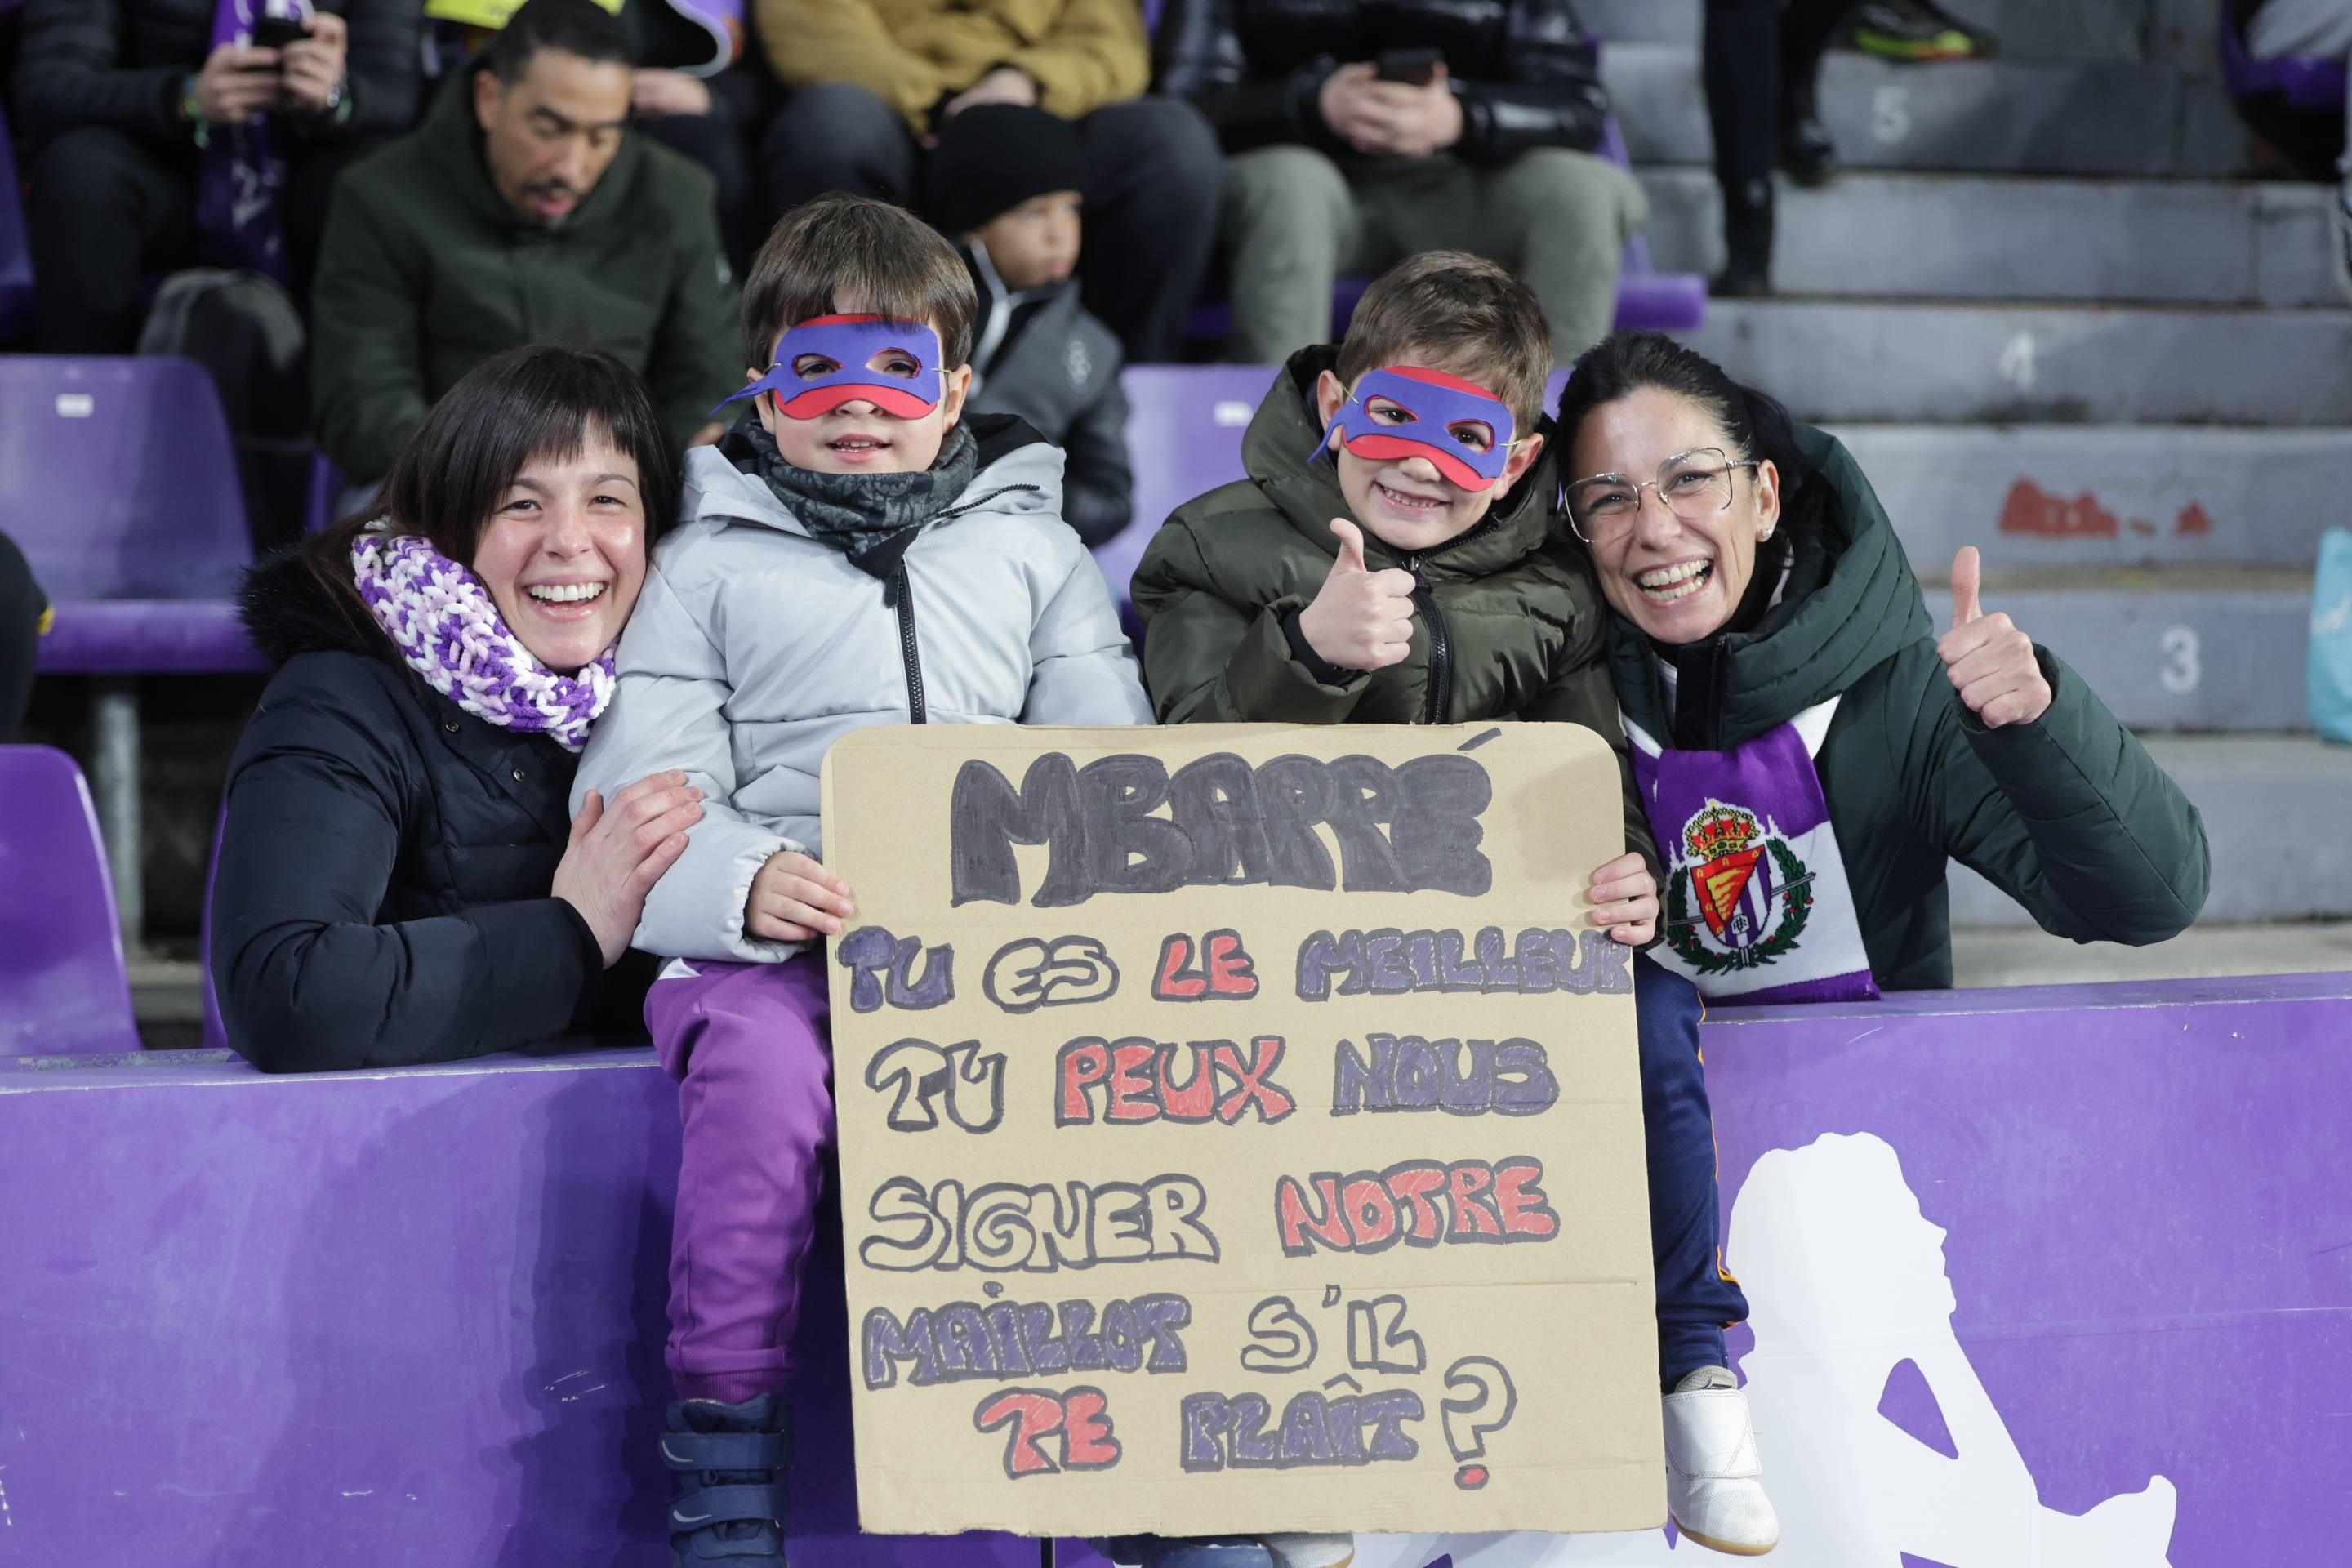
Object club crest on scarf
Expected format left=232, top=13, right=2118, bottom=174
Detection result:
left=1665, top=799, right=1817, bottom=974
left=714, top=314, right=946, bottom=421
left=1311, top=366, right=1517, bottom=492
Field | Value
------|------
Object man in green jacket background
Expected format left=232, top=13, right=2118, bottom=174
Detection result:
left=312, top=0, right=738, bottom=488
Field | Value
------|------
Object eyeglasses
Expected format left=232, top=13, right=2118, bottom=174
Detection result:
left=1563, top=448, right=1760, bottom=545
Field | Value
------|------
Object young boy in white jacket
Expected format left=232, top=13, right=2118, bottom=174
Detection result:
left=572, top=192, right=1151, bottom=1568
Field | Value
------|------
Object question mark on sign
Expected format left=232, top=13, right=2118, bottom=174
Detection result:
left=1440, top=1356, right=1518, bottom=1490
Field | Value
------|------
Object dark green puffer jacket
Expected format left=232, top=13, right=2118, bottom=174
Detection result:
left=312, top=65, right=740, bottom=481
left=1134, top=346, right=1659, bottom=875
left=1597, top=424, right=2210, bottom=992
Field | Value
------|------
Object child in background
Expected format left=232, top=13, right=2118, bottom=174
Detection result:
left=572, top=193, right=1151, bottom=1568
left=1132, top=252, right=1780, bottom=1560
left=925, top=105, right=1134, bottom=547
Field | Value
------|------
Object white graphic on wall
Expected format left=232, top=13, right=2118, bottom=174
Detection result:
left=1351, top=1133, right=2177, bottom=1568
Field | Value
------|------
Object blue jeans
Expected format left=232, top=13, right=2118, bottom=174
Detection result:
left=1636, top=952, right=1750, bottom=1388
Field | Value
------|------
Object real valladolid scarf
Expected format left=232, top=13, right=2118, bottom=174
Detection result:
left=352, top=527, right=614, bottom=752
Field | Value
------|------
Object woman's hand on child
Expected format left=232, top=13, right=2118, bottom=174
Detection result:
left=1299, top=519, right=1418, bottom=673
left=1588, top=852, right=1659, bottom=947
left=746, top=852, right=858, bottom=943
left=554, top=770, right=703, bottom=969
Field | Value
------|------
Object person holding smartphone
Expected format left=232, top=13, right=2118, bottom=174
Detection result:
left=1156, top=0, right=1647, bottom=367
left=13, top=0, right=426, bottom=349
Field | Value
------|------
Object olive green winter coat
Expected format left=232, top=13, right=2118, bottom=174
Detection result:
left=1597, top=424, right=2210, bottom=992
left=1133, top=347, right=1657, bottom=872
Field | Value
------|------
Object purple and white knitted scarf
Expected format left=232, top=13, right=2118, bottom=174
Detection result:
left=352, top=528, right=616, bottom=752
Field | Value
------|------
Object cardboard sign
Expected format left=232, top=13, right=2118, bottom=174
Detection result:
left=820, top=723, right=1662, bottom=1539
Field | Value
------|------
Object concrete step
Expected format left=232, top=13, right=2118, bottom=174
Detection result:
left=1949, top=733, right=2352, bottom=924
left=1677, top=299, right=2352, bottom=425
left=1822, top=424, right=2345, bottom=571
left=1638, top=169, right=2341, bottom=309
left=1604, top=42, right=2247, bottom=176
left=1927, top=566, right=2313, bottom=732
left=1583, top=0, right=2159, bottom=61
left=1950, top=920, right=2352, bottom=987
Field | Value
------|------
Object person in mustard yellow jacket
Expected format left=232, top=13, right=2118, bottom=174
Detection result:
left=755, top=0, right=1220, bottom=361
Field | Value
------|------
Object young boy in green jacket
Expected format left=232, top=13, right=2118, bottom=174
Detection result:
left=1131, top=252, right=1780, bottom=1560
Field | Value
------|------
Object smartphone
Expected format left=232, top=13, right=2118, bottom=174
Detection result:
left=1375, top=47, right=1444, bottom=87
left=252, top=14, right=312, bottom=51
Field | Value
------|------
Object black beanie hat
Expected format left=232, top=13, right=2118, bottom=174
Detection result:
left=924, top=105, right=1088, bottom=237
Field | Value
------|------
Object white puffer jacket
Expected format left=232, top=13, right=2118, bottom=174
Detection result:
left=575, top=420, right=1152, bottom=964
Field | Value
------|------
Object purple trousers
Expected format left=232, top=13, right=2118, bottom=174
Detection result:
left=646, top=952, right=837, bottom=1405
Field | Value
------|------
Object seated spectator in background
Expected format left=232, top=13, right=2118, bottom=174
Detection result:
left=927, top=105, right=1132, bottom=547
left=312, top=0, right=738, bottom=492
left=1157, top=0, right=1646, bottom=368
left=756, top=0, right=1220, bottom=363
left=1703, top=0, right=1852, bottom=297
left=213, top=343, right=692, bottom=1072
left=1703, top=0, right=1994, bottom=296
left=0, top=533, right=45, bottom=746
left=427, top=0, right=775, bottom=274
left=14, top=0, right=425, bottom=350
left=2238, top=0, right=2352, bottom=300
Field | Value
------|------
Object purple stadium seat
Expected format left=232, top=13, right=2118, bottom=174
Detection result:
left=4, top=356, right=265, bottom=674
left=303, top=447, right=344, bottom=535
left=2218, top=0, right=2350, bottom=113
left=200, top=801, right=228, bottom=1054
left=0, top=114, right=34, bottom=347
left=1094, top=363, right=1281, bottom=606
left=0, top=746, right=143, bottom=1056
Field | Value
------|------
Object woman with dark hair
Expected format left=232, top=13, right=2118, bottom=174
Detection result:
left=1554, top=331, right=2209, bottom=1000
left=212, top=343, right=702, bottom=1071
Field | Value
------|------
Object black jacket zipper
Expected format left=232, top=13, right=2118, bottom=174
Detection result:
left=889, top=565, right=926, bottom=724
left=1408, top=574, right=1451, bottom=724
left=1395, top=514, right=1500, bottom=727
left=876, top=483, right=1040, bottom=729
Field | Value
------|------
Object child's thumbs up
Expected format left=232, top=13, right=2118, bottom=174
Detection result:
left=1301, top=517, right=1418, bottom=674
left=1951, top=545, right=1984, bottom=629
left=1330, top=518, right=1370, bottom=577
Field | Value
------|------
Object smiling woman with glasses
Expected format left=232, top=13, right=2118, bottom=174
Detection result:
left=1549, top=330, right=2210, bottom=1002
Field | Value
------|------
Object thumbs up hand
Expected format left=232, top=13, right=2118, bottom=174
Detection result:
left=1298, top=519, right=1421, bottom=672
left=1937, top=546, right=2052, bottom=728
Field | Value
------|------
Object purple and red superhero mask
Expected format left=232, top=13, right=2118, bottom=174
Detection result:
left=713, top=314, right=947, bottom=421
left=1311, top=365, right=1518, bottom=492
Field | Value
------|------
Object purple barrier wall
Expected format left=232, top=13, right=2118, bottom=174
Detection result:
left=7, top=976, right=2347, bottom=1565
left=0, top=1046, right=1034, bottom=1568
left=1071, top=973, right=2352, bottom=1567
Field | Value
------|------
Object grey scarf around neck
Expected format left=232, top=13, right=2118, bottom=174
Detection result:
left=734, top=416, right=979, bottom=583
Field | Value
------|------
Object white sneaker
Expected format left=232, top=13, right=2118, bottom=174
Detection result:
left=1664, top=1367, right=1779, bottom=1555
left=1261, top=1534, right=1354, bottom=1568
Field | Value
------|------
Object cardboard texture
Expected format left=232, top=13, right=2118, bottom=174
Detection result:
left=820, top=723, right=1663, bottom=1539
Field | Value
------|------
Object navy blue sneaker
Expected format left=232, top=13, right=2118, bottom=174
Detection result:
left=662, top=1396, right=790, bottom=1564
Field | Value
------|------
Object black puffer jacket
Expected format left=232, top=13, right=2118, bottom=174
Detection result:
left=14, top=0, right=425, bottom=153
left=211, top=548, right=651, bottom=1074
left=1154, top=0, right=1609, bottom=163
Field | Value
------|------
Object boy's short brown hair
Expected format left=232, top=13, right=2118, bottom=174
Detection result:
left=1335, top=252, right=1552, bottom=433
left=741, top=193, right=978, bottom=371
